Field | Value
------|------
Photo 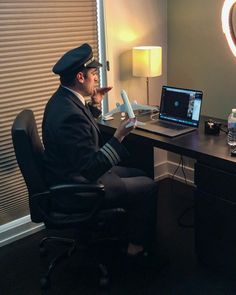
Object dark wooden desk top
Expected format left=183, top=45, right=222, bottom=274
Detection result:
left=98, top=113, right=236, bottom=173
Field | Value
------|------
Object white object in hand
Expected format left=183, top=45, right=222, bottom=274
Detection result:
left=125, top=120, right=136, bottom=128
left=120, top=89, right=135, bottom=119
left=120, top=90, right=136, bottom=128
left=120, top=89, right=146, bottom=128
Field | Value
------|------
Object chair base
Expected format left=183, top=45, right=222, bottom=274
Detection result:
left=40, top=236, right=77, bottom=290
left=39, top=235, right=111, bottom=291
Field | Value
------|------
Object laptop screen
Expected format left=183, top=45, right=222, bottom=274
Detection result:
left=159, top=86, right=203, bottom=127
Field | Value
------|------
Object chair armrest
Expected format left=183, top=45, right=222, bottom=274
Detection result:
left=30, top=182, right=106, bottom=227
left=49, top=182, right=105, bottom=209
left=49, top=182, right=105, bottom=194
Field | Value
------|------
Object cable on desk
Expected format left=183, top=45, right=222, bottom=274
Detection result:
left=220, top=124, right=228, bottom=134
left=150, top=108, right=159, bottom=120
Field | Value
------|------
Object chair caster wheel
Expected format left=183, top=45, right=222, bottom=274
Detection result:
left=99, top=276, right=109, bottom=287
left=40, top=276, right=50, bottom=290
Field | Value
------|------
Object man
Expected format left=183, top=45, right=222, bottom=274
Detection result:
left=42, top=43, right=159, bottom=265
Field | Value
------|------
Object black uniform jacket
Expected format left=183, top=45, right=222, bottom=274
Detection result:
left=42, top=86, right=129, bottom=186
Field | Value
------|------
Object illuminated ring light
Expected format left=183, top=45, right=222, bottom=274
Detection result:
left=222, top=0, right=236, bottom=57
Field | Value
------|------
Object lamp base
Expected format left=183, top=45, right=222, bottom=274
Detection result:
left=146, top=77, right=150, bottom=105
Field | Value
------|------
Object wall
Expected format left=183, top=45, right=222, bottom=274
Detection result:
left=103, top=0, right=168, bottom=177
left=168, top=0, right=236, bottom=120
left=2, top=0, right=195, bottom=246
left=104, top=0, right=167, bottom=108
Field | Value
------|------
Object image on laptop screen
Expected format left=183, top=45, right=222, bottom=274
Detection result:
left=159, top=86, right=203, bottom=127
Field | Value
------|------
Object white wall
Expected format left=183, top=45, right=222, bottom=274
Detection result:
left=104, top=0, right=167, bottom=108
left=103, top=0, right=168, bottom=174
left=166, top=0, right=236, bottom=175
left=168, top=0, right=236, bottom=120
left=1, top=1, right=191, bottom=247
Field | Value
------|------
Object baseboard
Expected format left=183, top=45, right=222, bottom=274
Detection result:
left=0, top=215, right=44, bottom=247
left=155, top=160, right=195, bottom=185
left=1, top=160, right=194, bottom=248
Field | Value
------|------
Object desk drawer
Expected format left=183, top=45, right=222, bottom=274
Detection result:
left=195, top=189, right=236, bottom=272
left=195, top=162, right=236, bottom=202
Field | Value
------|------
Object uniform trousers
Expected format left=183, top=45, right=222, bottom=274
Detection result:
left=51, top=165, right=158, bottom=249
left=100, top=166, right=158, bottom=248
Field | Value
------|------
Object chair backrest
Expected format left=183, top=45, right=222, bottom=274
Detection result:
left=12, top=109, right=48, bottom=221
left=11, top=109, right=126, bottom=230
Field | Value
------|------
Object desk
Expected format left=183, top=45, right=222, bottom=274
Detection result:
left=98, top=113, right=236, bottom=272
left=98, top=113, right=236, bottom=174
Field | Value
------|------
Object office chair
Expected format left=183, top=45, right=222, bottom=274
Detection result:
left=11, top=109, right=127, bottom=291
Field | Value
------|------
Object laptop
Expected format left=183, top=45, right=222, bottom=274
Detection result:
left=137, top=85, right=203, bottom=137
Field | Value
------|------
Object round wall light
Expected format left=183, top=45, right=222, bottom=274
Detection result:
left=222, top=0, right=236, bottom=57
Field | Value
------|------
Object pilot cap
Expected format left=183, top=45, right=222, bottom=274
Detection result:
left=52, top=43, right=102, bottom=77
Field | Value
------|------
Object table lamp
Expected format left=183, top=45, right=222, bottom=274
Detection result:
left=132, top=46, right=162, bottom=105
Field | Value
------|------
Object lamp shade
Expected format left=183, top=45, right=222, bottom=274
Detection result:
left=132, top=46, right=162, bottom=77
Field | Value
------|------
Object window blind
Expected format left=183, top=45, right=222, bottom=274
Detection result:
left=0, top=0, right=99, bottom=225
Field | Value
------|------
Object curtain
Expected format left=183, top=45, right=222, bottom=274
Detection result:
left=0, top=0, right=99, bottom=225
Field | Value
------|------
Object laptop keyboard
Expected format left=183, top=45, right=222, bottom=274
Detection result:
left=156, top=121, right=188, bottom=130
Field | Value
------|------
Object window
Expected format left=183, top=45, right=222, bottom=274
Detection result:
left=0, top=0, right=102, bottom=225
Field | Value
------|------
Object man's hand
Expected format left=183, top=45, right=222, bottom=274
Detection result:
left=91, top=86, right=112, bottom=104
left=114, top=117, right=137, bottom=143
